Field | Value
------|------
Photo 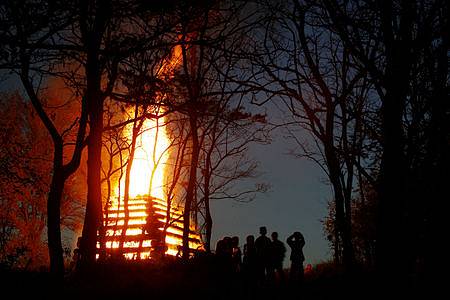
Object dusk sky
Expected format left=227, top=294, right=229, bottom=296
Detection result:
left=211, top=121, right=331, bottom=266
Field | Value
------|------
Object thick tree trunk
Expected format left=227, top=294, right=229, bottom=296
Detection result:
left=376, top=57, right=410, bottom=281
left=80, top=53, right=104, bottom=267
left=373, top=1, right=414, bottom=283
left=80, top=104, right=104, bottom=266
left=78, top=0, right=110, bottom=268
left=422, top=4, right=449, bottom=282
left=376, top=2, right=413, bottom=279
left=376, top=85, right=407, bottom=278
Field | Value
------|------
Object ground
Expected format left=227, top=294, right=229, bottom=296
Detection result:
left=0, top=258, right=431, bottom=300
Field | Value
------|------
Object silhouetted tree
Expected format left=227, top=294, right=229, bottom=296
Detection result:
left=0, top=89, right=86, bottom=273
left=243, top=0, right=375, bottom=271
left=324, top=180, right=377, bottom=266
left=0, top=1, right=88, bottom=278
left=322, top=0, right=449, bottom=280
left=64, top=0, right=176, bottom=266
left=169, top=0, right=269, bottom=258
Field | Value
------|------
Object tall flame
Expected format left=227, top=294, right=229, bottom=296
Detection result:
left=118, top=43, right=182, bottom=200
left=119, top=119, right=169, bottom=200
left=98, top=43, right=202, bottom=260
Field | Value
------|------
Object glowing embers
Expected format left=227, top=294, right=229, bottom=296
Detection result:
left=97, top=195, right=203, bottom=260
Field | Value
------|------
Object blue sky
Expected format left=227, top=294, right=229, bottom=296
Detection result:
left=210, top=132, right=332, bottom=266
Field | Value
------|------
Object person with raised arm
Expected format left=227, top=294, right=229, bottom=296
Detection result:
left=287, top=231, right=306, bottom=283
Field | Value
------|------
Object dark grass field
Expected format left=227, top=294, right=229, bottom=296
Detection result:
left=0, top=258, right=432, bottom=300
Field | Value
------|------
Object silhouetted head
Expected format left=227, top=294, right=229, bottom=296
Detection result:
left=271, top=232, right=279, bottom=241
left=223, top=236, right=232, bottom=248
left=259, top=226, right=267, bottom=236
left=246, top=235, right=255, bottom=245
left=231, top=236, right=239, bottom=247
left=293, top=231, right=303, bottom=240
left=216, top=239, right=224, bottom=252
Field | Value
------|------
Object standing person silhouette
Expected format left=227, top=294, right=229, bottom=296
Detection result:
left=287, top=231, right=306, bottom=283
left=243, top=235, right=257, bottom=286
left=270, top=232, right=286, bottom=284
left=255, top=226, right=272, bottom=285
left=242, top=235, right=257, bottom=295
left=231, top=236, right=242, bottom=273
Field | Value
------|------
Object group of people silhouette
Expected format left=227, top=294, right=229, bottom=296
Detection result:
left=215, top=226, right=306, bottom=285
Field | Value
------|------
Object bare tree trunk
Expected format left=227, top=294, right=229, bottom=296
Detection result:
left=326, top=148, right=354, bottom=270
left=78, top=0, right=111, bottom=268
left=163, top=130, right=188, bottom=251
left=119, top=104, right=145, bottom=253
left=376, top=85, right=408, bottom=278
left=47, top=149, right=65, bottom=278
left=23, top=80, right=66, bottom=277
left=81, top=102, right=104, bottom=266
left=98, top=150, right=113, bottom=261
left=376, top=0, right=413, bottom=279
left=423, top=4, right=449, bottom=281
left=182, top=115, right=200, bottom=260
left=292, top=5, right=355, bottom=270
left=202, top=131, right=216, bottom=253
left=80, top=39, right=106, bottom=267
left=119, top=138, right=134, bottom=252
left=203, top=173, right=212, bottom=253
left=20, top=66, right=87, bottom=278
left=119, top=118, right=141, bottom=252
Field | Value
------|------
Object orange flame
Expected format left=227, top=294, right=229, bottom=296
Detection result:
left=118, top=118, right=169, bottom=200
left=98, top=44, right=202, bottom=260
